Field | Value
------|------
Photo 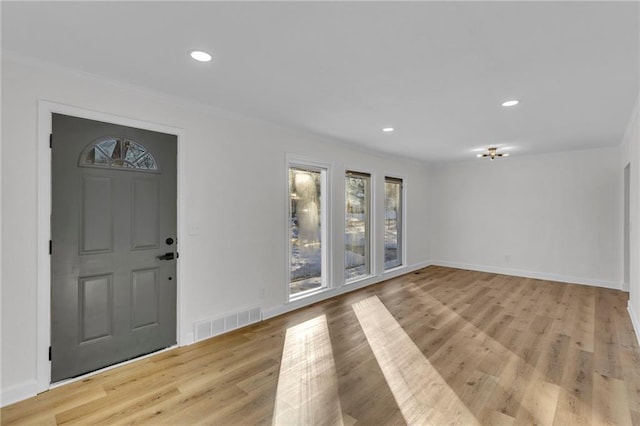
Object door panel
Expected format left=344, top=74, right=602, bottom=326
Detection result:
left=132, top=179, right=160, bottom=250
left=131, top=268, right=160, bottom=329
left=51, top=113, right=177, bottom=382
left=81, top=176, right=113, bottom=254
left=79, top=274, right=113, bottom=343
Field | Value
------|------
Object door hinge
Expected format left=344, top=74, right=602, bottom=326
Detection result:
left=49, top=240, right=52, bottom=255
left=49, top=134, right=53, bottom=148
left=49, top=346, right=52, bottom=361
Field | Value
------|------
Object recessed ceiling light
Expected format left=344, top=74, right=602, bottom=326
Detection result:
left=190, top=50, right=212, bottom=62
left=501, top=100, right=519, bottom=107
left=382, top=127, right=394, bottom=132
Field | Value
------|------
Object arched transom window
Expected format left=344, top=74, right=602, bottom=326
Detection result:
left=79, top=137, right=158, bottom=172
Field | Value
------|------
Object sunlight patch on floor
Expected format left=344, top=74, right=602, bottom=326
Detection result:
left=408, top=282, right=565, bottom=424
left=273, top=315, right=344, bottom=426
left=352, top=295, right=479, bottom=425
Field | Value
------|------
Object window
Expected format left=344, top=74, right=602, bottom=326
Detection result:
left=345, top=171, right=371, bottom=281
left=289, top=165, right=328, bottom=297
left=384, top=177, right=403, bottom=270
left=80, top=137, right=158, bottom=171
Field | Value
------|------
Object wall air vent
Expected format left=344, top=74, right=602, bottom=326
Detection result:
left=193, top=307, right=262, bottom=342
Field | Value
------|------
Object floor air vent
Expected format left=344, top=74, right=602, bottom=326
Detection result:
left=193, top=307, right=262, bottom=342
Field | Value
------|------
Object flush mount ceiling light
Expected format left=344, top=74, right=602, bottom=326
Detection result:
left=190, top=50, right=212, bottom=62
left=382, top=127, right=394, bottom=132
left=477, top=147, right=509, bottom=160
left=501, top=99, right=519, bottom=107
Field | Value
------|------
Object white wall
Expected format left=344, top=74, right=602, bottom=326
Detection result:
left=0, top=57, right=431, bottom=404
left=620, top=94, right=640, bottom=342
left=429, top=148, right=623, bottom=288
left=624, top=2, right=640, bottom=343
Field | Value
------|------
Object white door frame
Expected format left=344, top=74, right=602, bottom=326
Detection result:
left=36, top=100, right=186, bottom=393
left=624, top=163, right=631, bottom=292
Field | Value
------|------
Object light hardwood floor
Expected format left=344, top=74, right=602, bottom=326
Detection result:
left=2, top=266, right=640, bottom=425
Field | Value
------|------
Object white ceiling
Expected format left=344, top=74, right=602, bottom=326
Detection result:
left=3, top=1, right=639, bottom=162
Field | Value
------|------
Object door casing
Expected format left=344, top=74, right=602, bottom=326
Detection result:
left=36, top=100, right=186, bottom=393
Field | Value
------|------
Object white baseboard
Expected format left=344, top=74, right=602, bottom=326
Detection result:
left=262, top=260, right=432, bottom=320
left=429, top=260, right=622, bottom=290
left=1, top=380, right=38, bottom=408
left=181, top=332, right=195, bottom=346
left=628, top=302, right=640, bottom=346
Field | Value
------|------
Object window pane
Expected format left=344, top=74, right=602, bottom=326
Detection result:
left=97, top=139, right=117, bottom=157
left=85, top=147, right=109, bottom=165
left=134, top=153, right=158, bottom=170
left=123, top=140, right=146, bottom=163
left=345, top=172, right=370, bottom=280
left=290, top=167, right=323, bottom=295
left=385, top=178, right=402, bottom=269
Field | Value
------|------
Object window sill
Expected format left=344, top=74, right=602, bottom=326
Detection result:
left=345, top=274, right=376, bottom=286
left=383, top=264, right=406, bottom=275
left=288, top=286, right=333, bottom=303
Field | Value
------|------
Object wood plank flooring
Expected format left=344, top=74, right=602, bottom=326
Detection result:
left=2, top=266, right=639, bottom=425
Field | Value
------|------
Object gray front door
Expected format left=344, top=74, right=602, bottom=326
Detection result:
left=51, top=114, right=177, bottom=382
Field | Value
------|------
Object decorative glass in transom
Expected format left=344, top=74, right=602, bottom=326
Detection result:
left=80, top=138, right=158, bottom=172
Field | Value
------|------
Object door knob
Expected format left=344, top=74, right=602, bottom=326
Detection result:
left=157, top=252, right=175, bottom=261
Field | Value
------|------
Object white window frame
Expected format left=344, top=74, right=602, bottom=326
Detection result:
left=344, top=169, right=375, bottom=284
left=383, top=175, right=406, bottom=271
left=286, top=156, right=331, bottom=301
